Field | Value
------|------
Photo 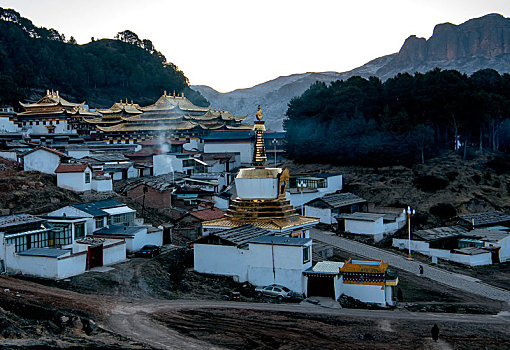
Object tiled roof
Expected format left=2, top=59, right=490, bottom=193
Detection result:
left=0, top=214, right=43, bottom=229
left=71, top=199, right=127, bottom=216
left=310, top=192, right=366, bottom=209
left=305, top=261, right=344, bottom=275
left=413, top=225, right=468, bottom=241
left=55, top=163, right=89, bottom=173
left=458, top=212, right=510, bottom=226
left=24, top=146, right=68, bottom=158
left=189, top=208, right=225, bottom=221
left=205, top=224, right=273, bottom=246
left=248, top=235, right=311, bottom=246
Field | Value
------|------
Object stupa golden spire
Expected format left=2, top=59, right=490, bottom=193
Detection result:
left=252, top=105, right=267, bottom=167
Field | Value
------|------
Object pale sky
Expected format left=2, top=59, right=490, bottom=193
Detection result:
left=1, top=0, right=509, bottom=92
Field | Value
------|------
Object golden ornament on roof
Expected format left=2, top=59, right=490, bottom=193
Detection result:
left=256, top=105, right=263, bottom=121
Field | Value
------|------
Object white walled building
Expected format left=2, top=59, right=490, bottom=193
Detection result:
left=336, top=209, right=406, bottom=242
left=93, top=224, right=163, bottom=252
left=49, top=199, right=136, bottom=234
left=304, top=193, right=367, bottom=225
left=23, top=146, right=69, bottom=174
left=194, top=225, right=312, bottom=293
left=286, top=173, right=343, bottom=208
left=0, top=214, right=126, bottom=279
left=201, top=131, right=254, bottom=165
left=55, top=163, right=93, bottom=192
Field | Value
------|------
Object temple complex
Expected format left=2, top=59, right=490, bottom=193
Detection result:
left=90, top=91, right=251, bottom=143
left=16, top=90, right=99, bottom=135
left=202, top=106, right=318, bottom=235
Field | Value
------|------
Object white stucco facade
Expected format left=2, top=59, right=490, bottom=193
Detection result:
left=92, top=178, right=113, bottom=192
left=23, top=149, right=62, bottom=174
left=57, top=168, right=93, bottom=192
left=194, top=244, right=249, bottom=281
left=0, top=116, right=19, bottom=132
left=204, top=142, right=253, bottom=164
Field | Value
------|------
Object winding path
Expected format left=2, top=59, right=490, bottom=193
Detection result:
left=311, top=228, right=510, bottom=303
left=103, top=299, right=510, bottom=350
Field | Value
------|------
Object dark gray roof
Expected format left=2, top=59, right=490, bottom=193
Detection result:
left=71, top=199, right=127, bottom=217
left=463, top=229, right=509, bottom=242
left=123, top=173, right=186, bottom=192
left=337, top=212, right=385, bottom=222
left=94, top=224, right=144, bottom=237
left=18, top=247, right=70, bottom=258
left=310, top=192, right=366, bottom=209
left=414, top=226, right=468, bottom=241
left=458, top=212, right=510, bottom=227
left=212, top=225, right=271, bottom=245
left=0, top=214, right=43, bottom=229
left=201, top=132, right=253, bottom=141
left=248, top=235, right=311, bottom=246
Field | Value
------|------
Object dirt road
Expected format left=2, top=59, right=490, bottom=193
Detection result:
left=104, top=299, right=510, bottom=350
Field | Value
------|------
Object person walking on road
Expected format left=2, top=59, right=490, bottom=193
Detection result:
left=431, top=324, right=439, bottom=342
left=419, top=264, right=424, bottom=276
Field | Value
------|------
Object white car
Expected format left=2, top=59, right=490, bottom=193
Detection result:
left=255, top=284, right=300, bottom=301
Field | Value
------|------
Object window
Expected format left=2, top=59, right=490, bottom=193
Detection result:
left=110, top=212, right=134, bottom=226
left=303, top=246, right=310, bottom=263
left=85, top=172, right=91, bottom=184
left=75, top=223, right=85, bottom=239
left=95, top=217, right=104, bottom=229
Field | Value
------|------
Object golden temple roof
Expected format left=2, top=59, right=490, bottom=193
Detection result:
left=202, top=216, right=319, bottom=230
left=96, top=120, right=199, bottom=132
left=20, top=90, right=80, bottom=109
left=142, top=91, right=209, bottom=112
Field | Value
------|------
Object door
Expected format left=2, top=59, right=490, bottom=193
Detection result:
left=87, top=244, right=104, bottom=270
left=163, top=226, right=172, bottom=245
left=307, top=276, right=335, bottom=298
left=337, top=219, right=345, bottom=232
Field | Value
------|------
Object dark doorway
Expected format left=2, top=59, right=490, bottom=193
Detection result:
left=491, top=249, right=500, bottom=264
left=337, top=219, right=345, bottom=232
left=307, top=276, right=335, bottom=298
left=87, top=244, right=103, bottom=270
left=163, top=226, right=173, bottom=245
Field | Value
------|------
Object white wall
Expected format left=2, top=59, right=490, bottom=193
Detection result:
left=0, top=151, right=17, bottom=161
left=24, top=150, right=61, bottom=174
left=214, top=195, right=230, bottom=210
left=0, top=116, right=19, bottom=132
left=56, top=253, right=88, bottom=279
left=342, top=283, right=387, bottom=306
left=184, top=138, right=202, bottom=151
left=194, top=244, right=248, bottom=281
left=49, top=207, right=96, bottom=234
left=57, top=171, right=92, bottom=192
left=495, top=236, right=510, bottom=262
left=153, top=154, right=182, bottom=176
left=393, top=239, right=493, bottom=266
left=204, top=142, right=253, bottom=164
left=286, top=191, right=322, bottom=208
left=305, top=206, right=333, bottom=224
left=325, top=175, right=343, bottom=193
left=127, top=166, right=138, bottom=178
left=66, top=149, right=90, bottom=159
left=344, top=218, right=384, bottom=235
left=236, top=177, right=279, bottom=199
left=246, top=242, right=312, bottom=293
left=103, top=240, right=127, bottom=265
left=92, top=178, right=113, bottom=192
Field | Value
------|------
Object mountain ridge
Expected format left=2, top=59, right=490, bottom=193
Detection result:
left=193, top=13, right=510, bottom=131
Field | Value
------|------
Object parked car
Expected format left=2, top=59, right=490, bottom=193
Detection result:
left=255, top=284, right=302, bottom=302
left=136, top=244, right=161, bottom=258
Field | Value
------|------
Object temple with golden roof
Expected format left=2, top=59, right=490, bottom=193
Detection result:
left=202, top=106, right=319, bottom=236
left=16, top=90, right=99, bottom=134
left=87, top=91, right=252, bottom=143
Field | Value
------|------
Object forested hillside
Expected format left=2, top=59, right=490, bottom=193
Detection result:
left=0, top=8, right=208, bottom=108
left=284, top=68, right=510, bottom=165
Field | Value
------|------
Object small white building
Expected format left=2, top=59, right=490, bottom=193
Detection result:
left=392, top=225, right=507, bottom=266
left=23, top=146, right=69, bottom=174
left=336, top=209, right=406, bottom=242
left=49, top=199, right=136, bottom=234
left=286, top=173, right=343, bottom=208
left=304, top=259, right=397, bottom=307
left=201, top=131, right=254, bottom=165
left=304, top=193, right=367, bottom=225
left=55, top=163, right=93, bottom=192
left=93, top=224, right=163, bottom=252
left=0, top=214, right=126, bottom=279
left=193, top=225, right=312, bottom=294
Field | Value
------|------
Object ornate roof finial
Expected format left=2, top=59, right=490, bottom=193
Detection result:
left=252, top=105, right=267, bottom=167
left=46, top=89, right=50, bottom=95
left=256, top=105, right=263, bottom=121
left=164, top=90, right=167, bottom=96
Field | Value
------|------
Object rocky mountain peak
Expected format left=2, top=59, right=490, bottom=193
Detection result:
left=395, top=13, right=510, bottom=64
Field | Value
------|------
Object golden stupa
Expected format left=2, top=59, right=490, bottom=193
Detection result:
left=203, top=106, right=318, bottom=233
